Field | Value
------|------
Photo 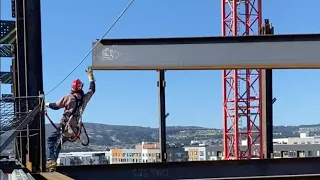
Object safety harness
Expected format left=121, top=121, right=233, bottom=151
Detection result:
left=45, top=94, right=90, bottom=146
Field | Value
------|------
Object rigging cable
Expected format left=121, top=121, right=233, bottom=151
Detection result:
left=44, top=0, right=136, bottom=146
left=45, top=0, right=136, bottom=96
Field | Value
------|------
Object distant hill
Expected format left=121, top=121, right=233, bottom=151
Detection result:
left=45, top=123, right=213, bottom=150
left=45, top=122, right=317, bottom=151
left=2, top=122, right=320, bottom=153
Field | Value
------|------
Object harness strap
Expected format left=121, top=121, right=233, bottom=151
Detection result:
left=71, top=94, right=83, bottom=116
left=44, top=93, right=90, bottom=146
left=45, top=111, right=89, bottom=146
left=62, top=94, right=83, bottom=136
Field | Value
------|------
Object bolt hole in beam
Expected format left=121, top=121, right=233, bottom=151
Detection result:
left=92, top=34, right=320, bottom=70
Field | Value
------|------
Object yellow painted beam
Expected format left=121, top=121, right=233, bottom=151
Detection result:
left=40, top=172, right=74, bottom=180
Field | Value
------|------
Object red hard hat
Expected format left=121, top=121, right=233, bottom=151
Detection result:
left=71, top=79, right=83, bottom=92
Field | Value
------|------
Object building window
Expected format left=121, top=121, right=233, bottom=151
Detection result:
left=273, top=151, right=281, bottom=157
left=200, top=151, right=204, bottom=156
left=307, top=141, right=311, bottom=144
left=308, top=151, right=312, bottom=156
left=289, top=151, right=294, bottom=157
left=194, top=151, right=197, bottom=155
left=293, top=142, right=297, bottom=144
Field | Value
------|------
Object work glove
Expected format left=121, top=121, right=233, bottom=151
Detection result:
left=85, top=66, right=95, bottom=82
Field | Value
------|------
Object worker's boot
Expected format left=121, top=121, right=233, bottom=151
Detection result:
left=46, top=159, right=57, bottom=172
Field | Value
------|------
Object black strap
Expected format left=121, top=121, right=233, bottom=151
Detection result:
left=71, top=94, right=83, bottom=116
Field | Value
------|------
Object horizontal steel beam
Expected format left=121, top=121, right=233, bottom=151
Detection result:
left=57, top=157, right=320, bottom=180
left=40, top=172, right=74, bottom=180
left=92, top=34, right=320, bottom=70
left=186, top=174, right=320, bottom=180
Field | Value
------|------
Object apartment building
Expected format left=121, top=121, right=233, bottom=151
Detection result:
left=57, top=142, right=187, bottom=166
left=241, top=132, right=320, bottom=146
left=184, top=143, right=320, bottom=161
left=58, top=151, right=108, bottom=166
left=184, top=144, right=206, bottom=161
left=110, top=148, right=142, bottom=164
left=167, top=146, right=187, bottom=162
left=138, top=142, right=188, bottom=162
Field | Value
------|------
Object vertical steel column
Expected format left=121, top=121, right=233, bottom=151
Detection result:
left=14, top=0, right=27, bottom=165
left=260, top=19, right=274, bottom=159
left=23, top=0, right=45, bottom=172
left=158, top=70, right=167, bottom=162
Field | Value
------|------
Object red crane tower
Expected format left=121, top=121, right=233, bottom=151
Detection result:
left=222, top=0, right=263, bottom=160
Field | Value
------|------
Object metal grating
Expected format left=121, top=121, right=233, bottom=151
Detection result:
left=0, top=44, right=13, bottom=57
left=0, top=97, right=40, bottom=134
left=10, top=169, right=35, bottom=180
left=0, top=72, right=13, bottom=84
left=0, top=20, right=16, bottom=45
left=1, top=94, right=14, bottom=103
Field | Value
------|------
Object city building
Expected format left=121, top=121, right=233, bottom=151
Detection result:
left=57, top=134, right=320, bottom=166
left=58, top=151, right=109, bottom=166
left=110, top=148, right=142, bottom=164
left=184, top=144, right=208, bottom=161
left=241, top=132, right=320, bottom=145
left=184, top=143, right=320, bottom=160
left=57, top=142, right=187, bottom=166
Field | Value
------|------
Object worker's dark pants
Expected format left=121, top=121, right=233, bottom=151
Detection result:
left=47, top=125, right=67, bottom=161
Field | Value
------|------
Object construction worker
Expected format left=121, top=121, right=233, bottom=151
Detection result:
left=45, top=66, right=96, bottom=170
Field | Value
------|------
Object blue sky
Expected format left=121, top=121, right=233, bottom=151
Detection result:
left=1, top=0, right=320, bottom=128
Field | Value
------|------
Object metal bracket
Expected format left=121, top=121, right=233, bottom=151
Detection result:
left=0, top=44, right=13, bottom=57
left=0, top=20, right=16, bottom=44
left=0, top=72, right=13, bottom=84
left=0, top=105, right=40, bottom=153
left=11, top=0, right=16, bottom=18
